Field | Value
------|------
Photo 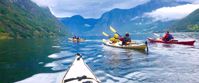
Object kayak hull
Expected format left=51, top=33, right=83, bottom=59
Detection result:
left=62, top=54, right=100, bottom=83
left=68, top=38, right=85, bottom=42
left=102, top=39, right=147, bottom=51
left=148, top=38, right=195, bottom=46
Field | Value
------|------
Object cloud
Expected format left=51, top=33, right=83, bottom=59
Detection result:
left=31, top=0, right=150, bottom=18
left=144, top=4, right=199, bottom=21
left=31, top=0, right=52, bottom=7
left=176, top=0, right=199, bottom=4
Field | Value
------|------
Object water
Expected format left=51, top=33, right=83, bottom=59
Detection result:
left=0, top=32, right=199, bottom=83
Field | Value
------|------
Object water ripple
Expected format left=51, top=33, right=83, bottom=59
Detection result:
left=16, top=33, right=199, bottom=83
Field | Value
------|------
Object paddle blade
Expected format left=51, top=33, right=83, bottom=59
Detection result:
left=102, top=32, right=109, bottom=37
left=102, top=39, right=106, bottom=43
left=110, top=26, right=117, bottom=33
left=153, top=33, right=160, bottom=37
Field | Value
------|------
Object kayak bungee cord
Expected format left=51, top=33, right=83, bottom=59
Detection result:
left=64, top=75, right=100, bottom=83
left=62, top=53, right=100, bottom=83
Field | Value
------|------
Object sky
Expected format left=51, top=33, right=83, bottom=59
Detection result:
left=31, top=0, right=199, bottom=21
left=145, top=4, right=199, bottom=21
left=31, top=0, right=150, bottom=18
left=145, top=0, right=199, bottom=21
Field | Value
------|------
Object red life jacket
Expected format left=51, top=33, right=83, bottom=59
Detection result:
left=119, top=37, right=124, bottom=41
left=163, top=33, right=169, bottom=40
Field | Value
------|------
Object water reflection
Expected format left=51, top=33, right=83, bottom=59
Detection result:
left=0, top=38, right=61, bottom=83
left=0, top=32, right=198, bottom=83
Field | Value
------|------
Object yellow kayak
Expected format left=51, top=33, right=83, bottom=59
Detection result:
left=102, top=39, right=147, bottom=51
left=68, top=38, right=85, bottom=42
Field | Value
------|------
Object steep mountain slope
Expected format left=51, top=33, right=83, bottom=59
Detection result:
left=0, top=0, right=66, bottom=39
left=89, top=0, right=188, bottom=35
left=171, top=8, right=199, bottom=32
left=60, top=0, right=189, bottom=36
left=59, top=15, right=98, bottom=35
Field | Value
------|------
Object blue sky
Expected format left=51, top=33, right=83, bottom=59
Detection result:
left=31, top=0, right=199, bottom=21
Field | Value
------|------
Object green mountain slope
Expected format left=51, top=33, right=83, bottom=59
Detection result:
left=0, top=0, right=66, bottom=39
left=171, top=8, right=199, bottom=32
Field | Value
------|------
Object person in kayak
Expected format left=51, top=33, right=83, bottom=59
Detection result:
left=162, top=31, right=174, bottom=41
left=72, top=35, right=77, bottom=39
left=109, top=34, right=120, bottom=43
left=77, top=37, right=80, bottom=40
left=121, top=33, right=131, bottom=45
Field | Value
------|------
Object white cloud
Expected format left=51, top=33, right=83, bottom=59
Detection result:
left=176, top=0, right=199, bottom=4
left=144, top=4, right=199, bottom=21
left=31, top=0, right=150, bottom=18
left=31, top=0, right=52, bottom=7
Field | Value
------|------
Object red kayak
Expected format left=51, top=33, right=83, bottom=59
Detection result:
left=148, top=38, right=195, bottom=46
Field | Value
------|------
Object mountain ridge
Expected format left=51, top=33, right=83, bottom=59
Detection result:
left=0, top=0, right=66, bottom=39
left=59, top=15, right=98, bottom=35
left=59, top=0, right=190, bottom=35
left=171, top=8, right=199, bottom=32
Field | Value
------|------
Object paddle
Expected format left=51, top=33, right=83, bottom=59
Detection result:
left=109, top=26, right=139, bottom=45
left=145, top=41, right=149, bottom=54
left=152, top=33, right=163, bottom=40
left=153, top=33, right=161, bottom=38
left=102, top=32, right=111, bottom=44
left=109, top=26, right=122, bottom=37
left=102, top=32, right=111, bottom=38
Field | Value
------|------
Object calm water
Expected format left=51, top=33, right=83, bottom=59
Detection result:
left=0, top=32, right=199, bottom=83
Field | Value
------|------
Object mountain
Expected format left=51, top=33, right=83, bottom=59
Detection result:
left=0, top=0, right=66, bottom=39
left=59, top=0, right=189, bottom=36
left=89, top=0, right=188, bottom=35
left=59, top=15, right=98, bottom=35
left=171, top=8, right=199, bottom=32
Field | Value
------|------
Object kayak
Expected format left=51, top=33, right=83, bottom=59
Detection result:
left=148, top=38, right=195, bottom=45
left=62, top=54, right=100, bottom=83
left=102, top=39, right=147, bottom=51
left=68, top=38, right=85, bottom=42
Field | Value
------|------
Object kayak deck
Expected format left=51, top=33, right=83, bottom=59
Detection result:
left=148, top=38, right=195, bottom=46
left=62, top=54, right=100, bottom=83
left=102, top=39, right=147, bottom=51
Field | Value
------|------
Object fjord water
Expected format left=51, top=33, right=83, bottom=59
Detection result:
left=0, top=32, right=199, bottom=83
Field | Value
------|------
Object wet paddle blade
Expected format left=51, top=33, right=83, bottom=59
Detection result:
left=110, top=26, right=117, bottom=33
left=153, top=33, right=160, bottom=37
left=102, top=32, right=109, bottom=37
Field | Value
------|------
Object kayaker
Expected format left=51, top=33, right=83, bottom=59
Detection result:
left=77, top=37, right=80, bottom=40
left=109, top=34, right=120, bottom=43
left=122, top=33, right=131, bottom=45
left=162, top=31, right=174, bottom=41
left=73, top=35, right=77, bottom=39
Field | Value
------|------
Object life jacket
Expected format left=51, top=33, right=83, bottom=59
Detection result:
left=163, top=33, right=173, bottom=41
left=121, top=36, right=131, bottom=45
left=168, top=34, right=174, bottom=40
left=110, top=37, right=120, bottom=43
left=114, top=34, right=119, bottom=39
left=119, top=37, right=124, bottom=41
left=123, top=36, right=131, bottom=42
